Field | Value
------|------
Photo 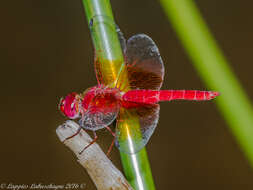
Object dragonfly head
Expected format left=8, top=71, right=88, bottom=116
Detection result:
left=59, top=92, right=81, bottom=119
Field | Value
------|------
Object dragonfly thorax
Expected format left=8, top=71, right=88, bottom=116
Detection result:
left=81, top=85, right=122, bottom=112
left=78, top=85, right=122, bottom=131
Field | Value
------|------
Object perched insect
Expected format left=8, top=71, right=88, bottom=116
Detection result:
left=59, top=31, right=219, bottom=155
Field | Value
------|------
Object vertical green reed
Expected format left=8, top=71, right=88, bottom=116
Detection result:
left=159, top=0, right=253, bottom=166
left=82, top=0, right=156, bottom=189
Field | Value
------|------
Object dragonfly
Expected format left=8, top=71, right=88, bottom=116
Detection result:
left=59, top=30, right=219, bottom=155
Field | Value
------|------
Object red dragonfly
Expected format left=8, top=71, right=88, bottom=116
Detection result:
left=59, top=32, right=219, bottom=155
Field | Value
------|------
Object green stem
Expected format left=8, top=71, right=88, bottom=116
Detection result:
left=160, top=0, right=253, bottom=166
left=82, top=0, right=156, bottom=189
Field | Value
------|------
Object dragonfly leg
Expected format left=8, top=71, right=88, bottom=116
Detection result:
left=63, top=126, right=82, bottom=142
left=105, top=126, right=116, bottom=156
left=79, top=131, right=98, bottom=154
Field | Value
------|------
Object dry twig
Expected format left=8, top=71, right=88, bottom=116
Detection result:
left=56, top=120, right=133, bottom=190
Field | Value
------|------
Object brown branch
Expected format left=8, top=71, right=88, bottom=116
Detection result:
left=56, top=120, right=133, bottom=190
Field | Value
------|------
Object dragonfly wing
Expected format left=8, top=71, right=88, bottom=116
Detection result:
left=93, top=25, right=126, bottom=85
left=115, top=104, right=160, bottom=154
left=116, top=25, right=126, bottom=53
left=79, top=97, right=120, bottom=131
left=125, top=34, right=164, bottom=90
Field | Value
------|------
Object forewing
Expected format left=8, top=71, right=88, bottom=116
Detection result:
left=94, top=58, right=104, bottom=85
left=116, top=25, right=127, bottom=53
left=125, top=34, right=164, bottom=90
left=79, top=96, right=120, bottom=131
left=94, top=25, right=127, bottom=85
left=115, top=104, right=160, bottom=154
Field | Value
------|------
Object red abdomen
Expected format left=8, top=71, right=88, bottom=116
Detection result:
left=122, top=90, right=219, bottom=104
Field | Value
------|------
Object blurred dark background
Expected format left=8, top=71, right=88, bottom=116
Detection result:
left=1, top=0, right=253, bottom=189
